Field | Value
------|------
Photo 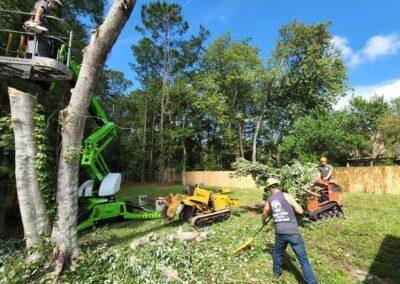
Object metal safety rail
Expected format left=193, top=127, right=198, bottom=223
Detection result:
left=0, top=9, right=74, bottom=81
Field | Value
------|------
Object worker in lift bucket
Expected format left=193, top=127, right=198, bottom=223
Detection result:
left=24, top=0, right=63, bottom=33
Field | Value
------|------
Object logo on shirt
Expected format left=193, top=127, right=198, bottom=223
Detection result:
left=271, top=200, right=282, bottom=212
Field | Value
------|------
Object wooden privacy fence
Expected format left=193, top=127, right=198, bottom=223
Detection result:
left=182, top=166, right=400, bottom=194
left=183, top=171, right=257, bottom=189
left=334, top=166, right=400, bottom=194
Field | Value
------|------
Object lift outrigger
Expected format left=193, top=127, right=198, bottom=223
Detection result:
left=0, top=9, right=161, bottom=231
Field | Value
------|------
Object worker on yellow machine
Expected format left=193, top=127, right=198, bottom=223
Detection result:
left=262, top=178, right=318, bottom=284
left=24, top=0, right=63, bottom=33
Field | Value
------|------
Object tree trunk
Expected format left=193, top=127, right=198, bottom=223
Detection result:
left=52, top=0, right=136, bottom=274
left=252, top=109, right=266, bottom=163
left=238, top=120, right=244, bottom=158
left=252, top=117, right=261, bottom=163
left=140, top=95, right=147, bottom=183
left=182, top=137, right=187, bottom=184
left=159, top=19, right=171, bottom=185
left=8, top=88, right=47, bottom=248
left=148, top=105, right=155, bottom=181
left=276, top=134, right=283, bottom=167
left=159, top=92, right=166, bottom=184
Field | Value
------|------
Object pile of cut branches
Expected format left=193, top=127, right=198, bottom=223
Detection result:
left=231, top=158, right=317, bottom=196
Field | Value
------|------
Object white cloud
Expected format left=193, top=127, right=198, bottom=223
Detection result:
left=332, top=33, right=400, bottom=68
left=331, top=35, right=361, bottom=68
left=331, top=36, right=353, bottom=57
left=374, top=79, right=400, bottom=98
left=334, top=79, right=400, bottom=110
left=362, top=34, right=400, bottom=60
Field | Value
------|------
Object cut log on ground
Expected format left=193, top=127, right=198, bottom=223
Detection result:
left=130, top=232, right=157, bottom=250
left=166, top=228, right=208, bottom=242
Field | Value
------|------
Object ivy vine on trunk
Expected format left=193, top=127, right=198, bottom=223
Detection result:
left=33, top=104, right=57, bottom=228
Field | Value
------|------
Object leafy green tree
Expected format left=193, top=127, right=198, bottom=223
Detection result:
left=279, top=111, right=366, bottom=165
left=200, top=33, right=264, bottom=162
left=132, top=1, right=208, bottom=182
left=347, top=96, right=390, bottom=157
left=135, top=1, right=188, bottom=184
left=262, top=21, right=350, bottom=165
left=378, top=99, right=400, bottom=159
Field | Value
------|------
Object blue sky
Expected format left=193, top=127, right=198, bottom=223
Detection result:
left=106, top=0, right=400, bottom=106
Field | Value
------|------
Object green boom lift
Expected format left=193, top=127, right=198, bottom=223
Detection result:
left=77, top=82, right=161, bottom=232
left=58, top=30, right=162, bottom=233
left=0, top=10, right=161, bottom=231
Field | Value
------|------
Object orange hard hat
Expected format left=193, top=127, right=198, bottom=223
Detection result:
left=320, top=157, right=328, bottom=162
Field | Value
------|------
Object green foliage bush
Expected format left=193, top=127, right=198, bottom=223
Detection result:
left=0, top=238, right=53, bottom=281
left=0, top=115, right=15, bottom=192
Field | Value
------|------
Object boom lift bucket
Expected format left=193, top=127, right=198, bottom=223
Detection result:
left=0, top=9, right=73, bottom=82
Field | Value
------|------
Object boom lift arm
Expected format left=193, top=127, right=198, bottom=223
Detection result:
left=68, top=60, right=161, bottom=231
left=81, top=98, right=117, bottom=185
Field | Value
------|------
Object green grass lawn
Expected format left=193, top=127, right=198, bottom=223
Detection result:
left=77, top=183, right=400, bottom=283
left=3, top=184, right=400, bottom=283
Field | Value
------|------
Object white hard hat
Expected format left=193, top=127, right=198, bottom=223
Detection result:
left=266, top=177, right=279, bottom=188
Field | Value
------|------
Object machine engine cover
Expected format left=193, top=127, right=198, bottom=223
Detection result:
left=99, top=173, right=121, bottom=196
left=78, top=180, right=94, bottom=197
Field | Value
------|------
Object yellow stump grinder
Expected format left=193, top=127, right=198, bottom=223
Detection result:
left=165, top=185, right=239, bottom=228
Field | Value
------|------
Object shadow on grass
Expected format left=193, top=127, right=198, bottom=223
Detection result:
left=265, top=243, right=306, bottom=283
left=80, top=218, right=186, bottom=250
left=367, top=234, right=400, bottom=283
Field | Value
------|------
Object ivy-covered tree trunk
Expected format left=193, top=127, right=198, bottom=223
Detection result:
left=8, top=88, right=47, bottom=248
left=52, top=0, right=137, bottom=274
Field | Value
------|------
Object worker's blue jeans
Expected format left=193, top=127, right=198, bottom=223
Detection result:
left=273, top=233, right=318, bottom=284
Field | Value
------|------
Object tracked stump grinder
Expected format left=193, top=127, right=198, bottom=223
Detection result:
left=165, top=185, right=239, bottom=228
left=300, top=179, right=344, bottom=221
